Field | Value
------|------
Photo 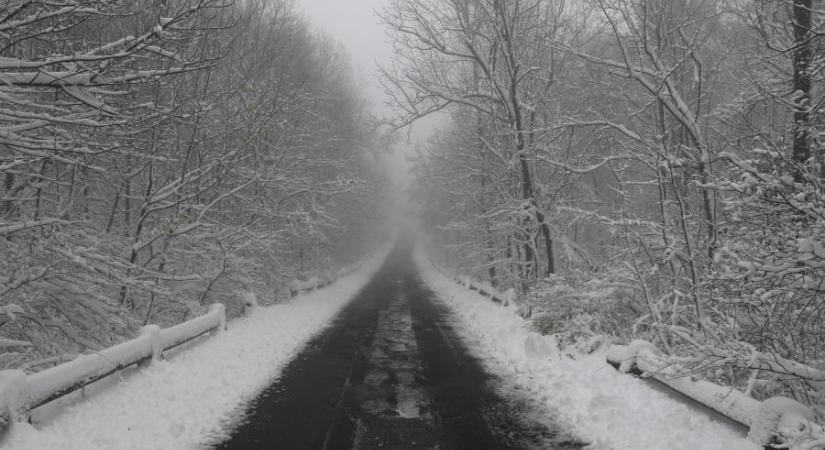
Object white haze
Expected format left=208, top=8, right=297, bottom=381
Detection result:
left=297, top=0, right=441, bottom=226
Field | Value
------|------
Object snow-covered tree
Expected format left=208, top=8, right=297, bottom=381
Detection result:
left=0, top=0, right=382, bottom=370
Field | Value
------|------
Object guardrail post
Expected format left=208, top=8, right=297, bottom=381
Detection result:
left=209, top=303, right=227, bottom=332
left=0, top=369, right=29, bottom=432
left=138, top=325, right=163, bottom=367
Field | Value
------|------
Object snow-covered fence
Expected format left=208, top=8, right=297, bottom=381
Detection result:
left=288, top=259, right=365, bottom=298
left=160, top=304, right=226, bottom=352
left=453, top=277, right=505, bottom=304
left=433, top=262, right=825, bottom=450
left=427, top=259, right=509, bottom=305
left=0, top=304, right=226, bottom=431
left=606, top=342, right=825, bottom=450
left=0, top=257, right=368, bottom=434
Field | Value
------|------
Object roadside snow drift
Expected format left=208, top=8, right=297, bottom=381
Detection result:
left=417, top=255, right=760, bottom=450
left=2, top=255, right=384, bottom=450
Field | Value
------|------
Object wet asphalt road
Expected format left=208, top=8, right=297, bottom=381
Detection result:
left=213, top=247, right=584, bottom=450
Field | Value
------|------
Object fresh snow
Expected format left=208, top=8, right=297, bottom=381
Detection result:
left=606, top=340, right=762, bottom=432
left=1, top=255, right=384, bottom=450
left=748, top=397, right=825, bottom=450
left=0, top=305, right=24, bottom=320
left=0, top=304, right=227, bottom=420
left=158, top=303, right=226, bottom=351
left=288, top=276, right=321, bottom=294
left=416, top=253, right=760, bottom=450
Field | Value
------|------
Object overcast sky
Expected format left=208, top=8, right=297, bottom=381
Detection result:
left=297, top=0, right=441, bottom=208
left=297, top=0, right=393, bottom=114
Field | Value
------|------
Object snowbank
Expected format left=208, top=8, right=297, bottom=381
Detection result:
left=749, top=397, right=825, bottom=450
left=416, top=254, right=759, bottom=450
left=288, top=276, right=321, bottom=295
left=605, top=336, right=825, bottom=449
left=1, top=254, right=384, bottom=450
left=606, top=341, right=761, bottom=430
left=0, top=305, right=227, bottom=429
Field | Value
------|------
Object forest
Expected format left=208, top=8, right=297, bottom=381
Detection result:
left=2, top=0, right=825, bottom=427
left=0, top=0, right=384, bottom=371
left=386, top=0, right=825, bottom=415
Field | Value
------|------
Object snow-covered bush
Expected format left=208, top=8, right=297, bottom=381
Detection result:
left=713, top=149, right=825, bottom=362
left=0, top=226, right=141, bottom=370
left=700, top=149, right=825, bottom=417
left=526, top=271, right=639, bottom=347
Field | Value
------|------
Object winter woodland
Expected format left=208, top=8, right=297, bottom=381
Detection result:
left=2, top=0, right=825, bottom=431
left=0, top=0, right=383, bottom=371
left=383, top=0, right=825, bottom=418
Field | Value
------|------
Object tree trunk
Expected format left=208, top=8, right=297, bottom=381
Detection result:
left=792, top=0, right=813, bottom=178
left=538, top=215, right=555, bottom=275
left=123, top=177, right=132, bottom=237
left=33, top=160, right=49, bottom=221
left=1, top=172, right=15, bottom=219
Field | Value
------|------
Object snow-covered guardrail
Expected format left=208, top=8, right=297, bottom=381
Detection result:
left=0, top=304, right=226, bottom=431
left=434, top=263, right=825, bottom=450
left=0, top=258, right=366, bottom=434
left=427, top=260, right=511, bottom=306
left=453, top=277, right=506, bottom=304
left=288, top=259, right=364, bottom=298
left=448, top=274, right=532, bottom=317
left=606, top=342, right=825, bottom=450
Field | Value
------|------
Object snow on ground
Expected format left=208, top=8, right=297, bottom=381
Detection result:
left=2, top=254, right=385, bottom=450
left=749, top=397, right=825, bottom=449
left=416, top=254, right=760, bottom=450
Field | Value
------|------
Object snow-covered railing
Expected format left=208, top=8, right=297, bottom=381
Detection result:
left=288, top=258, right=365, bottom=298
left=606, top=342, right=825, bottom=450
left=452, top=277, right=507, bottom=304
left=427, top=259, right=511, bottom=306
left=288, top=276, right=324, bottom=297
left=432, top=261, right=825, bottom=450
left=0, top=257, right=367, bottom=433
left=0, top=304, right=226, bottom=431
left=159, top=304, right=227, bottom=352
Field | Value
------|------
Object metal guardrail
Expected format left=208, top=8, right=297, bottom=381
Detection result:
left=426, top=259, right=506, bottom=305
left=0, top=304, right=226, bottom=429
left=0, top=259, right=366, bottom=433
left=605, top=344, right=758, bottom=429
left=450, top=276, right=505, bottom=304
left=288, top=259, right=364, bottom=298
left=605, top=345, right=825, bottom=450
left=434, top=264, right=825, bottom=450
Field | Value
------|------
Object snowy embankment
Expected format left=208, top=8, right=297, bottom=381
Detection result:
left=605, top=342, right=825, bottom=449
left=416, top=255, right=759, bottom=450
left=2, top=254, right=385, bottom=450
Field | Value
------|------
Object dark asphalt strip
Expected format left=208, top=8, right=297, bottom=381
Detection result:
left=403, top=270, right=584, bottom=450
left=211, top=249, right=584, bottom=450
left=210, top=262, right=388, bottom=450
